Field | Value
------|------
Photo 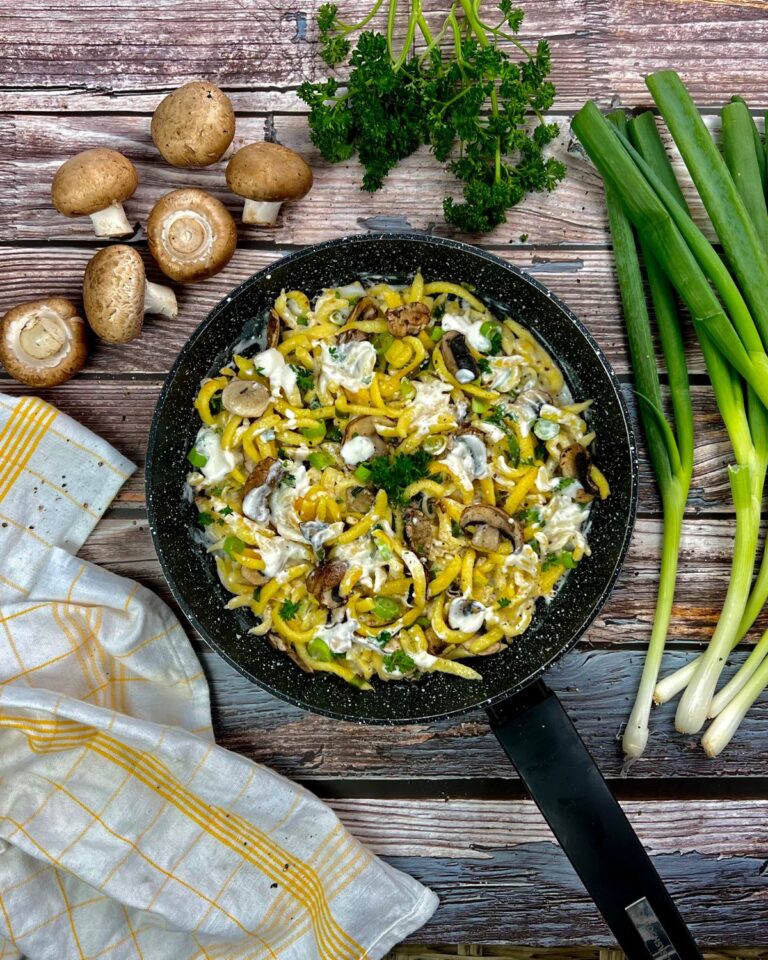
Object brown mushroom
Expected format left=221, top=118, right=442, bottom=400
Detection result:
left=242, top=457, right=283, bottom=497
left=459, top=504, right=523, bottom=553
left=151, top=81, right=235, bottom=168
left=226, top=142, right=313, bottom=226
left=241, top=566, right=269, bottom=586
left=82, top=245, right=178, bottom=344
left=222, top=380, right=271, bottom=418
left=0, top=298, right=87, bottom=387
left=560, top=443, right=598, bottom=503
left=267, top=309, right=282, bottom=348
left=349, top=487, right=375, bottom=514
left=342, top=415, right=390, bottom=459
left=51, top=148, right=138, bottom=238
left=403, top=505, right=433, bottom=560
left=146, top=188, right=237, bottom=283
left=386, top=302, right=431, bottom=338
left=439, top=330, right=479, bottom=382
left=350, top=296, right=382, bottom=325
left=306, top=559, right=349, bottom=608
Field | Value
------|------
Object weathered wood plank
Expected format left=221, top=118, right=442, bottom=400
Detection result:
left=0, top=378, right=735, bottom=515
left=0, top=245, right=713, bottom=378
left=386, top=951, right=768, bottom=960
left=331, top=798, right=768, bottom=945
left=2, top=0, right=768, bottom=115
left=202, top=646, right=768, bottom=781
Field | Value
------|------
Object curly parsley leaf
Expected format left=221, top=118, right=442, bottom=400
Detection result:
left=383, top=649, right=416, bottom=673
left=364, top=449, right=432, bottom=505
left=291, top=364, right=315, bottom=393
left=280, top=599, right=301, bottom=620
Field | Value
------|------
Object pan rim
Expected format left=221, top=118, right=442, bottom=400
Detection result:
left=146, top=232, right=638, bottom=726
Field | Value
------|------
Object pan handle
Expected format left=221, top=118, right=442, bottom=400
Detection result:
left=487, top=679, right=701, bottom=960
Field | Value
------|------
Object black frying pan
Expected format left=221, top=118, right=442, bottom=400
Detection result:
left=147, top=234, right=701, bottom=959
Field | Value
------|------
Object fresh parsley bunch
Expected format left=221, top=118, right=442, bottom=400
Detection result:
left=298, top=0, right=566, bottom=232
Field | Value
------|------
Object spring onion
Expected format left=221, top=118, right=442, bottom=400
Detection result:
left=602, top=112, right=693, bottom=759
left=722, top=98, right=768, bottom=251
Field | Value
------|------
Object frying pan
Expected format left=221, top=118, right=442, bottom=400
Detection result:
left=147, top=233, right=701, bottom=959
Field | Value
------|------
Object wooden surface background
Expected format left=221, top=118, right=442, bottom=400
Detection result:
left=2, top=0, right=768, bottom=949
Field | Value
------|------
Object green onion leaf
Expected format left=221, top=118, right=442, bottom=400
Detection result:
left=430, top=326, right=444, bottom=341
left=307, top=637, right=334, bottom=662
left=187, top=448, right=208, bottom=468
left=223, top=535, right=246, bottom=557
left=372, top=595, right=401, bottom=621
left=309, top=451, right=334, bottom=470
left=354, top=464, right=372, bottom=483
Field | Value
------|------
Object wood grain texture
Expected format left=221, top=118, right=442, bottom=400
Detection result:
left=328, top=797, right=768, bottom=945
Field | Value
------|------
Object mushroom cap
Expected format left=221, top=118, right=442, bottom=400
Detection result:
left=51, top=148, right=138, bottom=217
left=146, top=188, right=237, bottom=283
left=0, top=298, right=87, bottom=386
left=82, top=244, right=146, bottom=343
left=226, top=142, right=313, bottom=203
left=151, top=81, right=236, bottom=168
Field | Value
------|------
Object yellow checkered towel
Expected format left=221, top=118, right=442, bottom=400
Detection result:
left=0, top=394, right=438, bottom=960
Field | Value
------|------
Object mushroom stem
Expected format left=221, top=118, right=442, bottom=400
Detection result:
left=144, top=280, right=178, bottom=319
left=89, top=202, right=133, bottom=237
left=242, top=199, right=282, bottom=226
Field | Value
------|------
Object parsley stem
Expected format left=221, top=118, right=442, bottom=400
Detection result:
left=392, top=0, right=422, bottom=71
left=335, top=0, right=386, bottom=34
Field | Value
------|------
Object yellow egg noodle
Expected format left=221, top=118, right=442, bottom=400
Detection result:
left=186, top=274, right=610, bottom=689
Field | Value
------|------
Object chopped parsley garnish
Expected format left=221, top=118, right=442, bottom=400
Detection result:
left=484, top=404, right=511, bottom=430
left=208, top=393, right=223, bottom=416
left=209, top=486, right=224, bottom=497
left=197, top=511, right=216, bottom=527
left=296, top=315, right=309, bottom=326
left=219, top=506, right=234, bottom=516
left=498, top=597, right=512, bottom=608
left=328, top=345, right=343, bottom=362
left=477, top=357, right=492, bottom=375
left=451, top=519, right=463, bottom=538
left=542, top=550, right=578, bottom=571
left=557, top=477, right=577, bottom=491
left=480, top=320, right=503, bottom=354
left=375, top=631, right=393, bottom=647
left=515, top=506, right=542, bottom=524
left=507, top=433, right=521, bottom=466
left=383, top=649, right=415, bottom=673
left=326, top=426, right=343, bottom=443
left=255, top=366, right=265, bottom=377
left=364, top=449, right=432, bottom=505
left=280, top=599, right=301, bottom=620
left=280, top=473, right=297, bottom=488
left=291, top=364, right=315, bottom=393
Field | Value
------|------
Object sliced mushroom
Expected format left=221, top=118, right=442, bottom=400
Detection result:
left=459, top=504, right=523, bottom=553
left=307, top=559, right=349, bottom=609
left=267, top=309, right=281, bottom=348
left=386, top=302, right=431, bottom=338
left=403, top=505, right=433, bottom=560
left=222, top=379, right=271, bottom=417
left=559, top=443, right=598, bottom=503
left=241, top=565, right=269, bottom=586
left=337, top=328, right=369, bottom=344
left=350, top=296, right=382, bottom=325
left=243, top=456, right=282, bottom=497
left=439, top=330, right=479, bottom=382
left=343, top=415, right=390, bottom=458
left=349, top=487, right=375, bottom=513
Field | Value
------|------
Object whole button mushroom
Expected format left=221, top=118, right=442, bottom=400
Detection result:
left=0, top=298, right=87, bottom=386
left=146, top=188, right=237, bottom=282
left=151, top=81, right=236, bottom=168
left=226, top=142, right=313, bottom=226
left=83, top=245, right=178, bottom=344
left=51, top=148, right=138, bottom=237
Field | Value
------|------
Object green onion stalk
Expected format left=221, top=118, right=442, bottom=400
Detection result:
left=602, top=111, right=693, bottom=759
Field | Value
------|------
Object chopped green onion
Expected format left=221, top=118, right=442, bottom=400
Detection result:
left=187, top=448, right=208, bottom=468
left=479, top=320, right=502, bottom=352
left=400, top=379, right=416, bottom=400
left=301, top=421, right=327, bottom=442
left=307, top=637, right=334, bottom=661
left=430, top=326, right=444, bottom=341
left=422, top=435, right=447, bottom=455
left=354, top=464, right=372, bottom=483
left=372, top=595, right=401, bottom=621
left=533, top=418, right=559, bottom=440
left=308, top=451, right=334, bottom=470
left=471, top=397, right=489, bottom=414
left=373, top=331, right=394, bottom=355
left=223, top=535, right=246, bottom=557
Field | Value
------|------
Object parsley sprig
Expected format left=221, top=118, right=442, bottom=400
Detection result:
left=298, top=1, right=565, bottom=232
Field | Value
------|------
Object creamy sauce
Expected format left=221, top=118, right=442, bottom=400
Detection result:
left=333, top=534, right=401, bottom=592
left=485, top=355, right=526, bottom=393
left=477, top=421, right=506, bottom=444
left=536, top=495, right=591, bottom=556
left=300, top=520, right=344, bottom=552
left=410, top=649, right=437, bottom=670
left=448, top=597, right=488, bottom=634
left=438, top=434, right=488, bottom=492
left=510, top=389, right=550, bottom=438
left=316, top=616, right=361, bottom=654
left=194, top=427, right=240, bottom=483
left=268, top=464, right=310, bottom=543
left=255, top=535, right=309, bottom=580
left=340, top=435, right=376, bottom=466
left=319, top=341, right=377, bottom=393
left=241, top=461, right=283, bottom=523
left=252, top=347, right=298, bottom=400
left=442, top=312, right=491, bottom=353
left=455, top=368, right=476, bottom=384
left=410, top=379, right=456, bottom=438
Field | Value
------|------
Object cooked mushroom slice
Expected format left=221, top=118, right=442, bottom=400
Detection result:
left=341, top=415, right=390, bottom=464
left=151, top=81, right=235, bottom=168
left=349, top=296, right=382, bottom=325
left=243, top=457, right=282, bottom=496
left=337, top=328, right=369, bottom=344
left=403, top=505, right=433, bottom=560
left=51, top=148, right=138, bottom=237
left=459, top=504, right=523, bottom=553
left=0, top=298, right=87, bottom=387
left=560, top=443, right=599, bottom=503
left=439, top=331, right=479, bottom=383
left=241, top=457, right=283, bottom=523
left=386, top=302, right=431, bottom=338
left=222, top=380, right=270, bottom=417
left=226, top=142, right=313, bottom=226
left=267, top=309, right=281, bottom=348
left=241, top=565, right=269, bottom=586
left=147, top=188, right=237, bottom=283
left=83, top=245, right=178, bottom=344
left=306, top=559, right=349, bottom=608
left=349, top=487, right=375, bottom=513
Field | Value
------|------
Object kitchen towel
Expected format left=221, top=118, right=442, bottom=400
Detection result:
left=0, top=393, right=437, bottom=960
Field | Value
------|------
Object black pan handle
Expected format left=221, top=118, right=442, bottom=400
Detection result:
left=487, top=679, right=701, bottom=960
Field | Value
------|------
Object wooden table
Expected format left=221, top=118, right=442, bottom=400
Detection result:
left=2, top=0, right=768, bottom=949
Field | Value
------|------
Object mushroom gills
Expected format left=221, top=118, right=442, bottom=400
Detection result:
left=242, top=199, right=283, bottom=226
left=161, top=208, right=215, bottom=264
left=89, top=201, right=133, bottom=237
left=18, top=310, right=69, bottom=364
left=459, top=504, right=523, bottom=553
left=440, top=331, right=479, bottom=381
left=144, top=280, right=178, bottom=318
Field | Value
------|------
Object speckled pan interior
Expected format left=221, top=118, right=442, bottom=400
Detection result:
left=146, top=233, right=638, bottom=724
